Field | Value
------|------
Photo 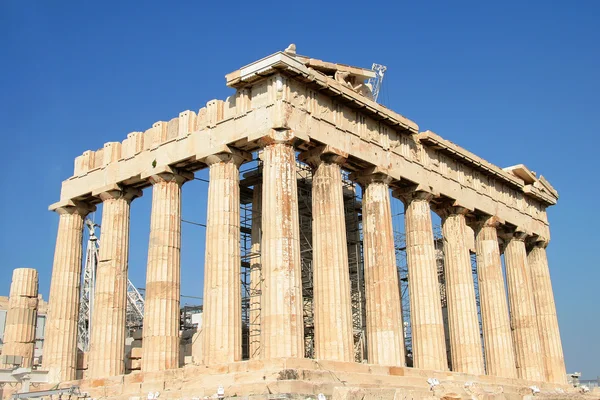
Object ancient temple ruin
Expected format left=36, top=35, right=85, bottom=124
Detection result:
left=1, top=46, right=582, bottom=400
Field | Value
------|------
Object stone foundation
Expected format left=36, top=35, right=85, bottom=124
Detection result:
left=2, top=359, right=593, bottom=400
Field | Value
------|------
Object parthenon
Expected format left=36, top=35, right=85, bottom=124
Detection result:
left=1, top=46, right=578, bottom=400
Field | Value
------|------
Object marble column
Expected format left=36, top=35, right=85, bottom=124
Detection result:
left=202, top=149, right=250, bottom=365
left=249, top=182, right=262, bottom=359
left=301, top=147, right=354, bottom=362
left=504, top=231, right=545, bottom=382
left=142, top=168, right=192, bottom=372
left=440, top=207, right=484, bottom=375
left=44, top=202, right=94, bottom=383
left=528, top=240, right=567, bottom=384
left=88, top=186, right=141, bottom=378
left=260, top=141, right=304, bottom=359
left=472, top=217, right=517, bottom=379
left=1, top=268, right=39, bottom=368
left=398, top=189, right=447, bottom=371
left=356, top=171, right=405, bottom=366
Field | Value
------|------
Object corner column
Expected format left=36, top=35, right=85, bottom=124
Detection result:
left=439, top=207, right=484, bottom=375
left=141, top=167, right=192, bottom=372
left=527, top=239, right=567, bottom=384
left=471, top=217, right=517, bottom=378
left=260, top=135, right=304, bottom=359
left=503, top=231, right=545, bottom=382
left=1, top=268, right=39, bottom=368
left=354, top=170, right=405, bottom=366
left=88, top=186, right=141, bottom=378
left=43, top=201, right=95, bottom=383
left=201, top=148, right=251, bottom=365
left=301, top=146, right=354, bottom=362
left=397, top=188, right=447, bottom=371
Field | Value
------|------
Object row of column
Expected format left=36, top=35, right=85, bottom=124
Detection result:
left=43, top=142, right=566, bottom=386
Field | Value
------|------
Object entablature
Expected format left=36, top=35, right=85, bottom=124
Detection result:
left=51, top=47, right=556, bottom=240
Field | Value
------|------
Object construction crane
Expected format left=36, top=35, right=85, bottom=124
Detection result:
left=367, top=63, right=387, bottom=103
left=77, top=219, right=145, bottom=352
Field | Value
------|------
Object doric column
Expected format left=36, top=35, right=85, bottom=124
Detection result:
left=353, top=169, right=405, bottom=366
left=44, top=201, right=95, bottom=383
left=201, top=148, right=251, bottom=365
left=88, top=186, right=141, bottom=378
left=249, top=181, right=262, bottom=359
left=141, top=167, right=192, bottom=372
left=527, top=239, right=567, bottom=384
left=1, top=268, right=39, bottom=368
left=471, top=217, right=517, bottom=379
left=396, top=187, right=447, bottom=371
left=503, top=231, right=545, bottom=382
left=300, top=146, right=354, bottom=362
left=438, top=206, right=484, bottom=375
left=260, top=137, right=304, bottom=359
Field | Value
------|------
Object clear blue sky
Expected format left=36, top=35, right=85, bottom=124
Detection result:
left=1, top=1, right=598, bottom=379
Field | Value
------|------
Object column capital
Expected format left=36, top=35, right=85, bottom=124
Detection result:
left=49, top=199, right=96, bottom=216
left=202, top=146, right=252, bottom=167
left=527, top=235, right=550, bottom=250
left=92, top=183, right=143, bottom=202
left=498, top=227, right=531, bottom=242
left=431, top=202, right=473, bottom=220
left=252, top=128, right=308, bottom=147
left=392, top=184, right=438, bottom=205
left=466, top=214, right=505, bottom=230
left=141, top=165, right=193, bottom=186
left=349, top=166, right=393, bottom=186
left=298, top=145, right=348, bottom=169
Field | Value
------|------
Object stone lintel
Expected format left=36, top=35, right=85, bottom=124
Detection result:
left=49, top=199, right=96, bottom=215
left=298, top=145, right=348, bottom=168
left=349, top=166, right=393, bottom=186
left=140, top=165, right=193, bottom=185
left=392, top=184, right=439, bottom=205
left=91, top=183, right=143, bottom=202
left=249, top=128, right=309, bottom=147
left=198, top=145, right=252, bottom=167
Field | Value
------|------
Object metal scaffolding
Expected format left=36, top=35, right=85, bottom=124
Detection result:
left=239, top=161, right=262, bottom=360
left=391, top=202, right=483, bottom=369
left=77, top=219, right=145, bottom=352
left=343, top=172, right=367, bottom=362
left=297, top=162, right=315, bottom=358
left=237, top=158, right=367, bottom=361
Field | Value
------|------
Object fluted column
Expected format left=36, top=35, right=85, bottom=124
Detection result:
left=439, top=207, right=484, bottom=375
left=142, top=168, right=192, bottom=372
left=249, top=182, right=262, bottom=359
left=472, top=217, right=517, bottom=379
left=503, top=231, right=545, bottom=382
left=202, top=149, right=250, bottom=365
left=397, top=188, right=447, bottom=371
left=1, top=268, right=39, bottom=368
left=301, top=147, right=354, bottom=362
left=528, top=240, right=567, bottom=384
left=88, top=186, right=141, bottom=378
left=44, top=202, right=94, bottom=383
left=260, top=140, right=304, bottom=359
left=354, top=171, right=405, bottom=366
